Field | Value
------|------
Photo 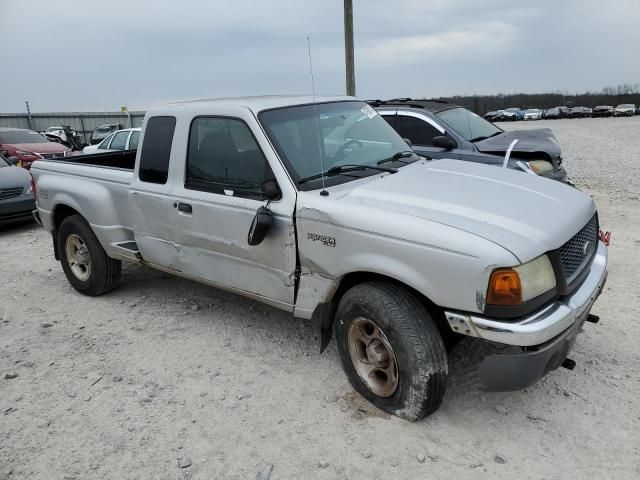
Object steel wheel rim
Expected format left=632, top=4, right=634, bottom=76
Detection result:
left=347, top=317, right=399, bottom=397
left=65, top=234, right=91, bottom=281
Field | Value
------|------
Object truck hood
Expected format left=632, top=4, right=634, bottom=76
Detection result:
left=474, top=128, right=561, bottom=160
left=338, top=159, right=595, bottom=262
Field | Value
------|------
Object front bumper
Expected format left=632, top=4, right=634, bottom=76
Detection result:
left=0, top=197, right=36, bottom=225
left=445, top=241, right=608, bottom=391
left=445, top=241, right=608, bottom=347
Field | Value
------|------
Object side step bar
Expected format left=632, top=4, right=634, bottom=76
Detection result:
left=113, top=241, right=142, bottom=261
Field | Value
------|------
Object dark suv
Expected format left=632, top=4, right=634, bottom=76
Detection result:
left=368, top=99, right=568, bottom=182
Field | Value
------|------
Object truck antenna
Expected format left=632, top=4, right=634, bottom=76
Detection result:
left=307, top=36, right=328, bottom=196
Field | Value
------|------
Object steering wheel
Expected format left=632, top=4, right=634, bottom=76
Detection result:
left=335, top=139, right=363, bottom=161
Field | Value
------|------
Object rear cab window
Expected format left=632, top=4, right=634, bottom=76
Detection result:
left=138, top=117, right=176, bottom=184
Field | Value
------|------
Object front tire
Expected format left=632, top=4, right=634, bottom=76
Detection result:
left=334, top=282, right=448, bottom=421
left=58, top=215, right=121, bottom=296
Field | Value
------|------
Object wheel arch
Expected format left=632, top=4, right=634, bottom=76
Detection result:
left=51, top=203, right=82, bottom=260
left=316, top=270, right=453, bottom=353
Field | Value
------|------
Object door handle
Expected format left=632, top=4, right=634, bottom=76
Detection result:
left=177, top=202, right=192, bottom=214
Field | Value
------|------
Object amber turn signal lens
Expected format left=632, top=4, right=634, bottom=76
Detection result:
left=486, top=269, right=522, bottom=306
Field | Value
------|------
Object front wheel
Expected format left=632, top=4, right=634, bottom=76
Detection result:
left=334, top=282, right=448, bottom=421
left=58, top=214, right=121, bottom=296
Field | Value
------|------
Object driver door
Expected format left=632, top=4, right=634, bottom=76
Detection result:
left=170, top=115, right=297, bottom=308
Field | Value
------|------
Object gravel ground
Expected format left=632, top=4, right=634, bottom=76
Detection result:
left=1, top=118, right=639, bottom=479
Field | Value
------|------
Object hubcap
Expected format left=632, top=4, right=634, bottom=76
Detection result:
left=347, top=318, right=398, bottom=397
left=65, top=234, right=91, bottom=281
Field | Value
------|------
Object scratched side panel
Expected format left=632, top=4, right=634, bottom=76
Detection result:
left=294, top=189, right=518, bottom=316
left=171, top=197, right=297, bottom=306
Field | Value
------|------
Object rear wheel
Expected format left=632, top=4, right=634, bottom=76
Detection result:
left=334, top=282, right=448, bottom=421
left=58, top=215, right=121, bottom=296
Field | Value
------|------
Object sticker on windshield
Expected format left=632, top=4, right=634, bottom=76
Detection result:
left=360, top=104, right=378, bottom=119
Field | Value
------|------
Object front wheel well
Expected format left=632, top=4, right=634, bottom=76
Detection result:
left=318, top=271, right=457, bottom=353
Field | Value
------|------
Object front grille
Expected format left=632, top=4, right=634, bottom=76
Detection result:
left=0, top=187, right=24, bottom=200
left=558, top=215, right=598, bottom=282
left=38, top=152, right=65, bottom=159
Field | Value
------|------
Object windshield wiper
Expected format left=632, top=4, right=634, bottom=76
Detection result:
left=299, top=164, right=397, bottom=184
left=376, top=150, right=416, bottom=165
left=470, top=131, right=502, bottom=142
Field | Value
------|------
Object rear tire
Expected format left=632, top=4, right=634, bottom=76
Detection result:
left=334, top=282, right=448, bottom=421
left=58, top=215, right=121, bottom=296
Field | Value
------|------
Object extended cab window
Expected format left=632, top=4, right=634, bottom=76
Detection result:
left=185, top=117, right=268, bottom=198
left=139, top=116, right=176, bottom=184
left=396, top=116, right=442, bottom=147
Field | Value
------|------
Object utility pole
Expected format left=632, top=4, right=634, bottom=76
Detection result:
left=344, top=0, right=355, bottom=96
left=25, top=101, right=33, bottom=130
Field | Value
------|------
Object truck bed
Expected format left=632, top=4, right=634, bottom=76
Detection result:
left=31, top=151, right=136, bottom=259
left=56, top=149, right=137, bottom=170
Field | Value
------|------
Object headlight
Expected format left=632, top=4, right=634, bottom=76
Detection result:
left=486, top=255, right=556, bottom=306
left=527, top=160, right=554, bottom=175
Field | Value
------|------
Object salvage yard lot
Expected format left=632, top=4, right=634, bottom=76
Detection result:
left=1, top=117, right=638, bottom=479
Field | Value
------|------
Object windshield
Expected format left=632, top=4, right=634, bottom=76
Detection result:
left=618, top=104, right=634, bottom=108
left=259, top=101, right=410, bottom=189
left=435, top=107, right=502, bottom=142
left=0, top=130, right=50, bottom=144
left=0, top=155, right=9, bottom=167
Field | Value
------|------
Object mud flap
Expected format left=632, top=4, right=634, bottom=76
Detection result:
left=313, top=302, right=334, bottom=353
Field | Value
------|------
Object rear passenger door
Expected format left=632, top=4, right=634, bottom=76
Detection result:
left=395, top=113, right=460, bottom=160
left=129, top=116, right=180, bottom=269
left=170, top=116, right=297, bottom=308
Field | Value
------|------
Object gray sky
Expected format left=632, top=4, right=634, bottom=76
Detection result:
left=1, top=0, right=638, bottom=112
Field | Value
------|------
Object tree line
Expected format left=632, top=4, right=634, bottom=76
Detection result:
left=435, top=84, right=640, bottom=114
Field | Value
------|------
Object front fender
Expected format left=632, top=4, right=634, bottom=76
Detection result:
left=294, top=203, right=518, bottom=318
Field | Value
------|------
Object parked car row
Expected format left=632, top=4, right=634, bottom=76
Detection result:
left=0, top=128, right=70, bottom=169
left=83, top=128, right=140, bottom=154
left=40, top=123, right=128, bottom=148
left=0, top=151, right=35, bottom=225
left=485, top=103, right=639, bottom=121
left=367, top=98, right=567, bottom=182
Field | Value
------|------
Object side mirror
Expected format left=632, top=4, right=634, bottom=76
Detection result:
left=402, top=137, right=413, bottom=148
left=248, top=206, right=273, bottom=246
left=7, top=156, right=20, bottom=166
left=432, top=135, right=457, bottom=150
left=262, top=179, right=281, bottom=201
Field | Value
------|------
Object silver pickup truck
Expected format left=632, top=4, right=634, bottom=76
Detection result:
left=31, top=96, right=608, bottom=421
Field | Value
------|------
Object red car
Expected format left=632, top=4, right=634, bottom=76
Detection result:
left=0, top=127, right=70, bottom=169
